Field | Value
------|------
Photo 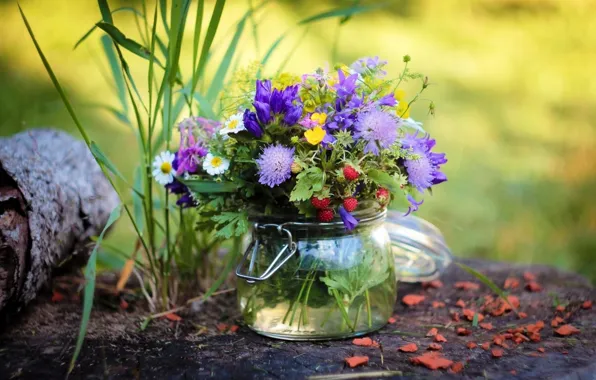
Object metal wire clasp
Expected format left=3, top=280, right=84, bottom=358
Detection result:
left=235, top=222, right=298, bottom=284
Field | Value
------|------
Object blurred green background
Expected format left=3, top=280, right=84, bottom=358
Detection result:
left=1, top=0, right=595, bottom=280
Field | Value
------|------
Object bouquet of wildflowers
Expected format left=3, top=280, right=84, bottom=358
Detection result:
left=153, top=56, right=447, bottom=237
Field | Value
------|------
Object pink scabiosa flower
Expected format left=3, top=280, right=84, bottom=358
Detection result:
left=255, top=144, right=295, bottom=187
left=401, top=133, right=447, bottom=193
left=354, top=109, right=399, bottom=155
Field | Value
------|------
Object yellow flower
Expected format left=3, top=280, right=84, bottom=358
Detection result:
left=394, top=89, right=410, bottom=118
left=272, top=72, right=301, bottom=90
left=302, top=98, right=317, bottom=113
left=304, top=126, right=327, bottom=145
left=311, top=113, right=327, bottom=125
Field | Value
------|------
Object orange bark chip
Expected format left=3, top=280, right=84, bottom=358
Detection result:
left=426, top=327, right=438, bottom=337
left=216, top=322, right=228, bottom=332
left=457, top=327, right=472, bottom=336
left=479, top=322, right=493, bottom=331
left=523, top=271, right=536, bottom=281
left=398, top=343, right=419, bottom=353
left=345, top=356, right=369, bottom=368
left=492, top=348, right=504, bottom=358
left=504, top=277, right=520, bottom=289
left=518, top=312, right=528, bottom=319
left=555, top=324, right=580, bottom=336
left=428, top=343, right=443, bottom=351
left=432, top=301, right=446, bottom=309
left=165, top=313, right=182, bottom=322
left=454, top=281, right=480, bottom=291
left=352, top=337, right=374, bottom=347
left=410, top=352, right=453, bottom=370
left=537, top=347, right=545, bottom=353
left=455, top=299, right=466, bottom=308
left=387, top=316, right=397, bottom=324
left=551, top=316, right=564, bottom=327
left=435, top=334, right=447, bottom=343
left=402, top=294, right=425, bottom=306
left=450, top=361, right=464, bottom=374
left=507, top=295, right=520, bottom=310
left=481, top=342, right=491, bottom=350
left=582, top=300, right=592, bottom=310
left=119, top=299, right=129, bottom=310
left=555, top=305, right=565, bottom=312
left=463, top=309, right=485, bottom=322
left=451, top=312, right=460, bottom=322
left=229, top=325, right=240, bottom=333
left=466, top=342, right=477, bottom=349
left=51, top=291, right=65, bottom=303
left=526, top=281, right=542, bottom=292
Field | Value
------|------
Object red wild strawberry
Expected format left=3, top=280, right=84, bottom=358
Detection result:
left=376, top=187, right=390, bottom=205
left=343, top=165, right=359, bottom=181
left=317, top=208, right=334, bottom=222
left=343, top=197, right=358, bottom=212
left=311, top=196, right=331, bottom=209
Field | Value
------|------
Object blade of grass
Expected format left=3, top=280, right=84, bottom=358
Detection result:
left=159, top=0, right=170, bottom=33
left=74, top=6, right=145, bottom=49
left=205, top=9, right=249, bottom=103
left=190, top=0, right=204, bottom=109
left=275, top=26, right=309, bottom=75
left=455, top=262, right=518, bottom=314
left=297, top=2, right=386, bottom=25
left=68, top=204, right=122, bottom=373
left=190, top=0, right=226, bottom=96
left=100, top=35, right=128, bottom=115
left=98, top=0, right=113, bottom=24
left=97, top=22, right=156, bottom=62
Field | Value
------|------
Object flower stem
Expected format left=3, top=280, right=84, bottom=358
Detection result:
left=365, top=289, right=372, bottom=328
left=331, top=289, right=353, bottom=332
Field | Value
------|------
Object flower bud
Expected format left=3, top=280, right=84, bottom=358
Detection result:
left=291, top=162, right=303, bottom=174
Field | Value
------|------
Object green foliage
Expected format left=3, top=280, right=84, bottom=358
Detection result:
left=211, top=211, right=249, bottom=239
left=290, top=167, right=325, bottom=202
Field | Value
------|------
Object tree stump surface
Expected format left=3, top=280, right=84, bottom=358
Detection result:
left=1, top=258, right=595, bottom=380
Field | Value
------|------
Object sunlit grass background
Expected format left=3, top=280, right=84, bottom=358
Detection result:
left=1, top=0, right=595, bottom=281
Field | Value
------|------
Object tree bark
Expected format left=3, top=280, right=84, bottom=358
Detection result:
left=0, top=129, right=119, bottom=313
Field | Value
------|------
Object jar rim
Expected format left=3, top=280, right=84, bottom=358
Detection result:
left=249, top=201, right=386, bottom=228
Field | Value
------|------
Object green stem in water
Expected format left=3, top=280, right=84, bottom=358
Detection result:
left=353, top=303, right=363, bottom=329
left=288, top=272, right=310, bottom=327
left=365, top=289, right=372, bottom=328
left=331, top=289, right=353, bottom=332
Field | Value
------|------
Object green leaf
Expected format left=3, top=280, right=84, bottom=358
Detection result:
left=132, top=166, right=145, bottom=236
left=212, top=211, right=249, bottom=239
left=90, top=141, right=126, bottom=181
left=368, top=169, right=402, bottom=194
left=297, top=3, right=385, bottom=25
left=74, top=7, right=147, bottom=50
left=202, top=235, right=242, bottom=299
left=181, top=178, right=240, bottom=193
left=69, top=205, right=122, bottom=373
left=167, top=0, right=191, bottom=85
left=290, top=167, right=324, bottom=202
left=96, top=22, right=155, bottom=62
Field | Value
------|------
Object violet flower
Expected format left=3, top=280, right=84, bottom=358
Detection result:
left=401, top=133, right=448, bottom=192
left=404, top=194, right=423, bottom=216
left=339, top=206, right=359, bottom=231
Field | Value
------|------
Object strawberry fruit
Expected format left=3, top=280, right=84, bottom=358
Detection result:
left=343, top=165, right=359, bottom=181
left=311, top=196, right=331, bottom=209
left=317, top=208, right=334, bottom=222
left=343, top=197, right=358, bottom=212
left=376, top=187, right=390, bottom=205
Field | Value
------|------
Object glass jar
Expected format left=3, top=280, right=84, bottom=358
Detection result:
left=386, top=211, right=452, bottom=283
left=236, top=209, right=396, bottom=340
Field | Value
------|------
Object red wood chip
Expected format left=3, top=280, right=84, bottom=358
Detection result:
left=492, top=348, right=504, bottom=358
left=537, top=347, right=545, bottom=353
left=387, top=316, right=397, bottom=324
left=402, top=294, right=426, bottom=306
left=526, top=281, right=542, bottom=292
left=551, top=316, right=564, bottom=327
left=457, top=327, right=472, bottom=336
left=518, top=312, right=528, bottom=319
left=523, top=271, right=536, bottom=281
left=432, top=301, right=446, bottom=309
left=529, top=332, right=541, bottom=342
left=507, top=295, right=521, bottom=309
left=119, top=299, right=129, bottom=310
left=555, top=324, right=580, bottom=336
left=562, top=351, right=568, bottom=355
left=51, top=291, right=65, bottom=303
left=165, top=313, right=182, bottom=322
left=454, top=281, right=480, bottom=291
left=451, top=312, right=460, bottom=322
left=426, top=327, right=438, bottom=337
left=481, top=342, right=491, bottom=350
left=450, top=361, right=464, bottom=374
left=463, top=309, right=485, bottom=322
left=504, top=277, right=520, bottom=289
left=229, top=325, right=240, bottom=333
left=466, top=342, right=477, bottom=349
left=216, top=322, right=228, bottom=332
left=493, top=335, right=505, bottom=346
left=479, top=322, right=493, bottom=331
left=510, top=370, right=517, bottom=375
left=455, top=299, right=466, bottom=308
left=435, top=334, right=447, bottom=343
left=555, top=305, right=565, bottom=312
left=410, top=352, right=453, bottom=370
left=345, top=356, right=369, bottom=368
left=428, top=343, right=443, bottom=351
left=423, top=280, right=444, bottom=289
left=582, top=300, right=592, bottom=310
left=398, top=343, right=419, bottom=353
left=352, top=337, right=374, bottom=347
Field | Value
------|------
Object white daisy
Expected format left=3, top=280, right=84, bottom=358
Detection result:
left=202, top=153, right=230, bottom=176
left=219, top=112, right=246, bottom=137
left=402, top=117, right=425, bottom=133
left=152, top=151, right=176, bottom=185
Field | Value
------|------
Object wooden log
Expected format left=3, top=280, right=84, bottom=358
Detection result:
left=0, top=129, right=118, bottom=314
